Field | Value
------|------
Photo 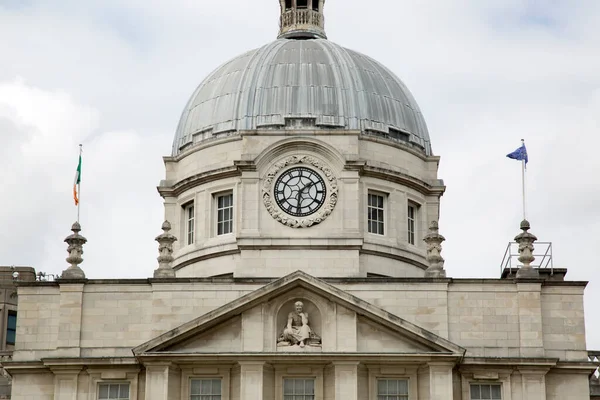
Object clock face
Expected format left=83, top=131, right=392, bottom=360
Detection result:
left=274, top=167, right=327, bottom=217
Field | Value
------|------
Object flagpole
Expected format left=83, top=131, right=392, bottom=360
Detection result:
left=77, top=144, right=82, bottom=223
left=521, top=139, right=526, bottom=220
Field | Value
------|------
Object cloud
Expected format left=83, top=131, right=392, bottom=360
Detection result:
left=0, top=0, right=599, bottom=349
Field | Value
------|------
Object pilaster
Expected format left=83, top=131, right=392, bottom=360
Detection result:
left=144, top=363, right=179, bottom=400
left=52, top=366, right=83, bottom=400
left=517, top=283, right=544, bottom=357
left=518, top=368, right=547, bottom=400
left=57, top=283, right=84, bottom=357
left=239, top=361, right=270, bottom=400
left=333, top=361, right=359, bottom=400
left=428, top=362, right=454, bottom=400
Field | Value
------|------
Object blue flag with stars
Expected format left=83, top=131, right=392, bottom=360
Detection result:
left=506, top=143, right=528, bottom=164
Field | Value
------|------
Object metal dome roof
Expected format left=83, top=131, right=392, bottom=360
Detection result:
left=172, top=39, right=432, bottom=155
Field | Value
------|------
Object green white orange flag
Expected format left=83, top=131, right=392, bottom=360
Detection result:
left=73, top=154, right=81, bottom=205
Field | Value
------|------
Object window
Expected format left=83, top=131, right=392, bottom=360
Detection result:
left=190, top=379, right=221, bottom=400
left=6, top=311, right=16, bottom=345
left=283, top=378, right=315, bottom=400
left=216, top=193, right=233, bottom=236
left=98, top=383, right=130, bottom=400
left=377, top=379, right=408, bottom=400
left=407, top=203, right=417, bottom=245
left=470, top=383, right=501, bottom=400
left=368, top=193, right=385, bottom=235
left=285, top=0, right=292, bottom=9
left=184, top=204, right=195, bottom=244
left=297, top=0, right=308, bottom=9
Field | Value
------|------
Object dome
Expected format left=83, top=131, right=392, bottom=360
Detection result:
left=172, top=39, right=432, bottom=156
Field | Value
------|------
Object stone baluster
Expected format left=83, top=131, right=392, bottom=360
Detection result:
left=515, top=219, right=539, bottom=278
left=423, top=221, right=447, bottom=278
left=61, top=221, right=87, bottom=279
left=153, top=220, right=177, bottom=278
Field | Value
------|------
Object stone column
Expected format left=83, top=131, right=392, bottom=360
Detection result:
left=428, top=362, right=454, bottom=400
left=517, top=283, right=544, bottom=357
left=239, top=362, right=272, bottom=400
left=56, top=283, right=84, bottom=357
left=518, top=368, right=547, bottom=400
left=333, top=362, right=359, bottom=400
left=144, top=363, right=180, bottom=400
left=52, top=367, right=83, bottom=400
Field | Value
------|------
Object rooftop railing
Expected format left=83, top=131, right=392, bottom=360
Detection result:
left=500, top=241, right=554, bottom=277
left=280, top=9, right=323, bottom=31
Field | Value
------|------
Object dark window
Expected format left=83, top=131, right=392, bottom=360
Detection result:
left=470, top=384, right=501, bottom=399
left=99, top=383, right=130, bottom=399
left=6, top=311, right=16, bottom=345
left=285, top=0, right=292, bottom=9
left=297, top=0, right=308, bottom=9
left=191, top=379, right=221, bottom=400
left=377, top=379, right=409, bottom=399
left=312, top=0, right=319, bottom=11
left=284, top=378, right=314, bottom=400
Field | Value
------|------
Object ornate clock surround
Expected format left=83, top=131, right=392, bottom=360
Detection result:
left=262, top=155, right=338, bottom=228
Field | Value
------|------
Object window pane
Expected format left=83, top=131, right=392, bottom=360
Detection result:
left=284, top=379, right=294, bottom=394
left=491, top=385, right=501, bottom=399
left=99, top=385, right=109, bottom=398
left=305, top=379, right=314, bottom=394
left=481, top=384, right=491, bottom=399
left=7, top=314, right=16, bottom=329
left=200, top=380, right=210, bottom=394
left=378, top=380, right=388, bottom=395
left=398, top=380, right=408, bottom=394
left=119, top=384, right=129, bottom=399
left=213, top=379, right=222, bottom=394
left=109, top=385, right=119, bottom=398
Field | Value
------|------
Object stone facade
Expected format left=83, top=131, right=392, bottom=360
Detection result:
left=4, top=271, right=596, bottom=399
left=4, top=1, right=598, bottom=399
left=0, top=267, right=36, bottom=399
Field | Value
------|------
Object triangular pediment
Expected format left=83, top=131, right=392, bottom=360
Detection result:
left=133, top=271, right=465, bottom=356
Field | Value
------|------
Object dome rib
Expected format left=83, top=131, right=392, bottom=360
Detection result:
left=172, top=39, right=432, bottom=156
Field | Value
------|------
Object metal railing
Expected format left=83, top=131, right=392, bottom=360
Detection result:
left=590, top=351, right=600, bottom=397
left=500, top=241, right=554, bottom=276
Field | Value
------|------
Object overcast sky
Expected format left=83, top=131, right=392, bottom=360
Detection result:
left=0, top=0, right=599, bottom=349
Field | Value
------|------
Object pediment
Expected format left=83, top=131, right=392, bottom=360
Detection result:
left=133, top=271, right=465, bottom=356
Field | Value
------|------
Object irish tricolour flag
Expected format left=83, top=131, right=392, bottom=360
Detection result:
left=73, top=154, right=81, bottom=205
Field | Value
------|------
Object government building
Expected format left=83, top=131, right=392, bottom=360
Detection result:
left=4, top=1, right=598, bottom=399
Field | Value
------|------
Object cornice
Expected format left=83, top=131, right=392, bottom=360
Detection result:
left=157, top=166, right=241, bottom=198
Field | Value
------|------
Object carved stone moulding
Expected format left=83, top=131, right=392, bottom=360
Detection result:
left=262, top=155, right=338, bottom=228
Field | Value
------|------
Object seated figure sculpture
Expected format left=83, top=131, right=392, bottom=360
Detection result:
left=277, top=301, right=321, bottom=348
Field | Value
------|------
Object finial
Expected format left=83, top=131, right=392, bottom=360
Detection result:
left=61, top=221, right=87, bottom=279
left=278, top=0, right=327, bottom=40
left=515, top=219, right=539, bottom=279
left=423, top=221, right=447, bottom=278
left=153, top=220, right=177, bottom=278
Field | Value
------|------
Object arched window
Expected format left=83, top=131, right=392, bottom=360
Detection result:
left=285, top=0, right=292, bottom=9
left=297, top=0, right=308, bottom=9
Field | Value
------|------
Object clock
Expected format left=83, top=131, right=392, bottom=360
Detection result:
left=274, top=167, right=327, bottom=217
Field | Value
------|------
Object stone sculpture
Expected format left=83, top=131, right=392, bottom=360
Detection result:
left=277, top=301, right=321, bottom=348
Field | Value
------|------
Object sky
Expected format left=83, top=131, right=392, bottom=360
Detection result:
left=0, top=0, right=599, bottom=349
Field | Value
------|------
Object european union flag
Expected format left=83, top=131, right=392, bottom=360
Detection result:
left=506, top=143, right=528, bottom=164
